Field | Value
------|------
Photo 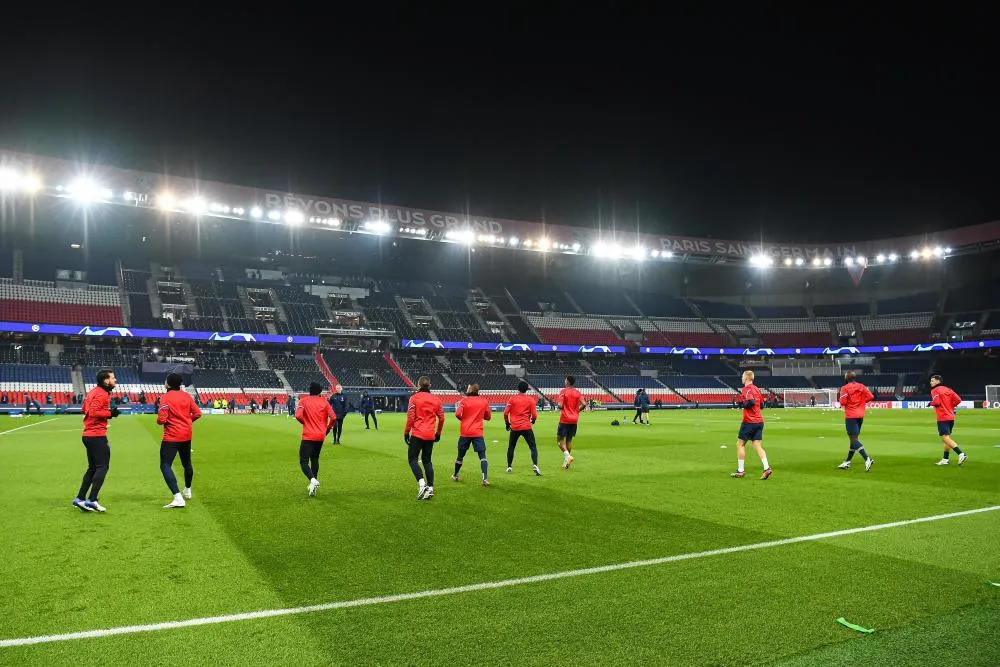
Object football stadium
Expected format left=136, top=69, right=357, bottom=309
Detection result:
left=0, top=148, right=998, bottom=666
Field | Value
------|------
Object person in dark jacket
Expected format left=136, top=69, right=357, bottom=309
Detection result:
left=328, top=385, right=348, bottom=444
left=633, top=388, right=651, bottom=425
left=360, top=391, right=377, bottom=430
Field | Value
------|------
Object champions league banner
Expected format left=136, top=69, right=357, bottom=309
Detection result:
left=404, top=338, right=1000, bottom=356
left=0, top=321, right=318, bottom=345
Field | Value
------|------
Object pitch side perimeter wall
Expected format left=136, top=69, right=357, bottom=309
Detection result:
left=4, top=150, right=1000, bottom=262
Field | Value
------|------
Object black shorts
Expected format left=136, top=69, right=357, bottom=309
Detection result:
left=937, top=420, right=955, bottom=436
left=557, top=423, right=578, bottom=439
left=457, top=436, right=486, bottom=457
left=845, top=418, right=864, bottom=437
left=738, top=423, right=764, bottom=442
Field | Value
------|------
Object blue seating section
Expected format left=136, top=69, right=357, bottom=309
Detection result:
left=752, top=305, right=808, bottom=318
left=813, top=302, right=870, bottom=317
left=692, top=300, right=749, bottom=319
left=0, top=364, right=71, bottom=382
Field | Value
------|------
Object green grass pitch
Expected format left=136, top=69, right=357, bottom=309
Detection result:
left=0, top=408, right=998, bottom=666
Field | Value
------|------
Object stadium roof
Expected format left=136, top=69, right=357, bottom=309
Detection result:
left=3, top=150, right=999, bottom=267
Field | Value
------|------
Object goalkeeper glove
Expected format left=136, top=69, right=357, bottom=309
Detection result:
left=504, top=421, right=511, bottom=432
left=434, top=433, right=441, bottom=442
left=109, top=406, right=121, bottom=418
left=403, top=433, right=411, bottom=445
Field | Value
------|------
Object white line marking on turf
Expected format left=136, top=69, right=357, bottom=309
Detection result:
left=0, top=418, right=58, bottom=437
left=2, top=504, right=997, bottom=648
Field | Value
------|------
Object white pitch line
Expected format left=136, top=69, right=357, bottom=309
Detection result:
left=1, top=504, right=997, bottom=648
left=0, top=418, right=59, bottom=437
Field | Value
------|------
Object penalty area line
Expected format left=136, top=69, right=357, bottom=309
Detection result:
left=1, top=504, right=998, bottom=648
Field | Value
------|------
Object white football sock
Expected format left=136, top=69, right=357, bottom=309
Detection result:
left=737, top=459, right=745, bottom=473
left=761, top=457, right=770, bottom=469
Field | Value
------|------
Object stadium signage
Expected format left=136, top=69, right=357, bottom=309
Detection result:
left=401, top=338, right=1000, bottom=356
left=263, top=193, right=505, bottom=234
left=0, top=321, right=318, bottom=345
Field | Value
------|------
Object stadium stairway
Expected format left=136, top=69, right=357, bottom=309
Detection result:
left=314, top=351, right=340, bottom=390
left=274, top=370, right=293, bottom=393
left=384, top=352, right=416, bottom=388
left=591, top=377, right=623, bottom=402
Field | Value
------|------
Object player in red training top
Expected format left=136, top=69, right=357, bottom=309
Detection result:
left=404, top=376, right=445, bottom=500
left=929, top=374, right=966, bottom=466
left=504, top=380, right=541, bottom=476
left=295, top=382, right=337, bottom=497
left=451, top=384, right=493, bottom=486
left=73, top=369, right=120, bottom=512
left=557, top=376, right=587, bottom=470
left=157, top=373, right=203, bottom=508
left=730, top=370, right=772, bottom=480
left=837, top=371, right=875, bottom=472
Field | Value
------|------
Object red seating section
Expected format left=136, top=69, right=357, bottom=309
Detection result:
left=535, top=328, right=623, bottom=346
left=862, top=329, right=929, bottom=346
left=3, top=391, right=74, bottom=404
left=0, top=300, right=123, bottom=326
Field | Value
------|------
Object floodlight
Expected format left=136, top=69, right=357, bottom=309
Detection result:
left=250, top=206, right=263, bottom=218
left=783, top=257, right=793, bottom=266
left=844, top=257, right=854, bottom=266
left=0, top=169, right=20, bottom=190
left=823, top=257, right=833, bottom=266
left=285, top=210, right=305, bottom=225
left=876, top=254, right=886, bottom=264
left=794, top=257, right=804, bottom=266
left=812, top=257, right=822, bottom=266
left=267, top=210, right=282, bottom=221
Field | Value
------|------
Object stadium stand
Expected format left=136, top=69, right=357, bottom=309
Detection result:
left=321, top=351, right=408, bottom=388
left=751, top=304, right=808, bottom=319
left=567, top=288, right=638, bottom=316
left=0, top=279, right=122, bottom=326
left=0, top=364, right=73, bottom=404
left=860, top=313, right=934, bottom=345
left=878, top=293, right=939, bottom=315
left=753, top=319, right=833, bottom=347
left=658, top=375, right=734, bottom=404
left=651, top=319, right=727, bottom=348
left=527, top=314, right=623, bottom=346
left=691, top=300, right=749, bottom=319
left=627, top=293, right=694, bottom=318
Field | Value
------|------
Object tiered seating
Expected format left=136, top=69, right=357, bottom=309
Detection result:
left=586, top=357, right=640, bottom=374
left=488, top=292, right=519, bottom=315
left=901, top=373, right=925, bottom=397
left=0, top=364, right=74, bottom=404
left=527, top=315, right=623, bottom=346
left=0, top=342, right=49, bottom=365
left=129, top=294, right=170, bottom=328
left=234, top=369, right=283, bottom=390
left=439, top=311, right=480, bottom=329
left=321, top=351, right=407, bottom=388
left=753, top=319, right=832, bottom=347
left=121, top=270, right=150, bottom=294
left=61, top=345, right=142, bottom=368
left=668, top=358, right=735, bottom=376
left=879, top=357, right=932, bottom=374
left=833, top=321, right=857, bottom=337
left=658, top=375, right=733, bottom=404
left=878, top=293, right=939, bottom=315
left=568, top=289, right=638, bottom=316
left=227, top=318, right=268, bottom=334
left=184, top=316, right=226, bottom=331
left=752, top=376, right=813, bottom=390
left=692, top=300, right=749, bottom=319
left=522, top=360, right=590, bottom=376
left=651, top=319, right=726, bottom=348
left=0, top=280, right=122, bottom=326
left=595, top=375, right=681, bottom=404
left=363, top=306, right=432, bottom=340
left=860, top=314, right=933, bottom=345
left=506, top=314, right=541, bottom=343
left=811, top=374, right=897, bottom=396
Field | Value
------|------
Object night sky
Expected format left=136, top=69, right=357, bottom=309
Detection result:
left=1, top=5, right=997, bottom=243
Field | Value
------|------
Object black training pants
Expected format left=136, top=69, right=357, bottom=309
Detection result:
left=407, top=437, right=434, bottom=485
left=160, top=441, right=194, bottom=494
left=78, top=436, right=111, bottom=501
left=300, top=439, right=324, bottom=479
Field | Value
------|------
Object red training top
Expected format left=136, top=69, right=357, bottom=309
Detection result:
left=930, top=385, right=962, bottom=421
left=839, top=381, right=874, bottom=419
left=455, top=394, right=492, bottom=437
left=741, top=383, right=764, bottom=424
left=558, top=387, right=585, bottom=424
left=405, top=390, right=445, bottom=440
left=82, top=386, right=113, bottom=437
left=157, top=389, right=203, bottom=442
left=295, top=395, right=337, bottom=441
left=504, top=393, right=538, bottom=431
